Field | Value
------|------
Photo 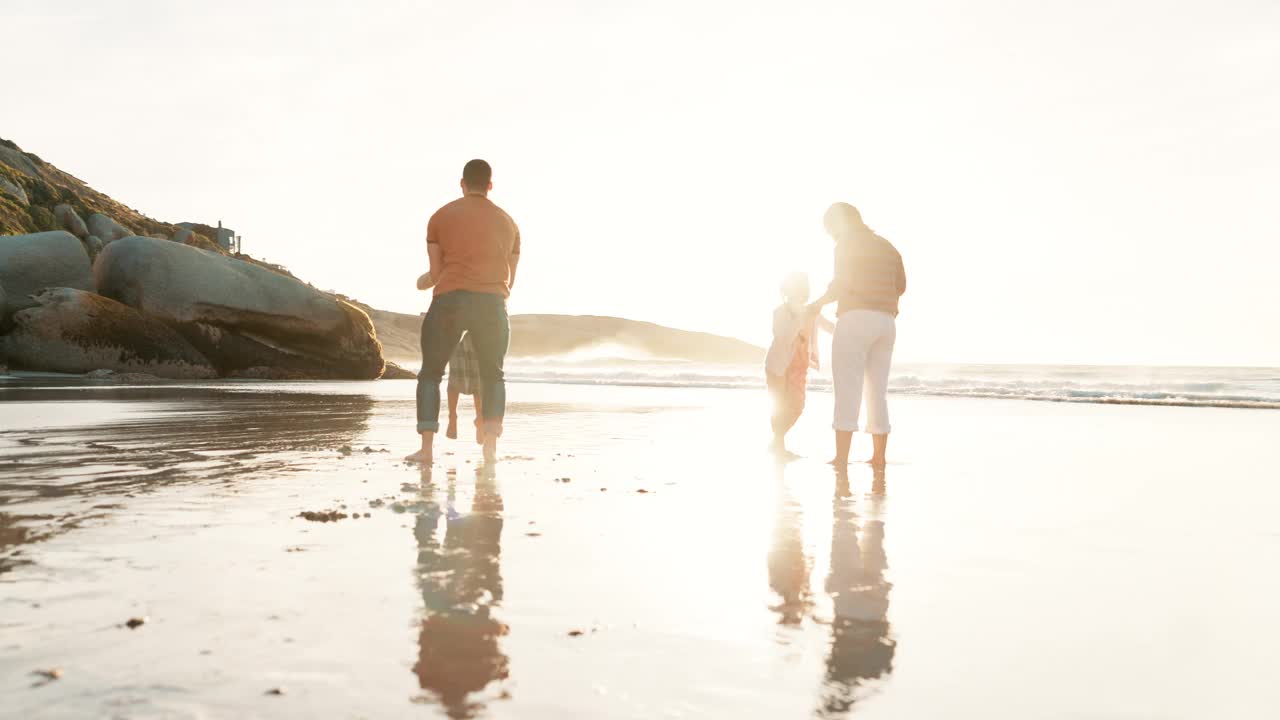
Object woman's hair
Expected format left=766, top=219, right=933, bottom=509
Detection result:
left=780, top=271, right=809, bottom=301
left=823, top=202, right=869, bottom=238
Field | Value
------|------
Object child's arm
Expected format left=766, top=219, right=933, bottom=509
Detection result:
left=416, top=272, right=435, bottom=290
left=815, top=314, right=835, bottom=334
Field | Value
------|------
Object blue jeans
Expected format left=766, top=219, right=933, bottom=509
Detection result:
left=416, top=291, right=510, bottom=434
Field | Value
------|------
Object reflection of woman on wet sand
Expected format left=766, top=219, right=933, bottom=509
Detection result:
left=411, top=468, right=508, bottom=718
left=818, top=470, right=895, bottom=717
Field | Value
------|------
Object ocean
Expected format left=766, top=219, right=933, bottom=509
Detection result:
left=500, top=360, right=1280, bottom=410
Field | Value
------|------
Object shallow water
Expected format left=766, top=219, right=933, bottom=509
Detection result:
left=2, top=379, right=1278, bottom=718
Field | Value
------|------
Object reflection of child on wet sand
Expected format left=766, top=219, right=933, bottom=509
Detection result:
left=416, top=272, right=484, bottom=443
left=765, top=272, right=833, bottom=456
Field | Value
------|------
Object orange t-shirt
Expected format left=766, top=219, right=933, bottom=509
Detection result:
left=426, top=193, right=521, bottom=298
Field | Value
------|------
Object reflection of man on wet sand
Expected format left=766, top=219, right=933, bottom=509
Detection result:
left=412, top=469, right=508, bottom=718
left=819, top=470, right=895, bottom=717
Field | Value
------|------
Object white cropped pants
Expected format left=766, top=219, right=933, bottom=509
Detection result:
left=831, top=310, right=897, bottom=434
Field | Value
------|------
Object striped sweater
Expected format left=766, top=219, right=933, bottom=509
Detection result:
left=828, top=230, right=906, bottom=316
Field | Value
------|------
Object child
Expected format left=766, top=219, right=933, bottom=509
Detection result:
left=416, top=272, right=484, bottom=443
left=765, top=272, right=833, bottom=455
left=446, top=333, right=484, bottom=443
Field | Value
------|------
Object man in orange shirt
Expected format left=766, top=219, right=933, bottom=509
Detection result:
left=406, top=159, right=521, bottom=464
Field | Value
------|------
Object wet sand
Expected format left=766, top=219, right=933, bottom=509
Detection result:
left=2, top=379, right=1279, bottom=719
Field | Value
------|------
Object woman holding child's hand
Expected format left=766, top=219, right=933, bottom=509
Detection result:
left=809, top=203, right=906, bottom=468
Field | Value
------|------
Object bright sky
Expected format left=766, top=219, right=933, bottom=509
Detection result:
left=4, top=0, right=1278, bottom=366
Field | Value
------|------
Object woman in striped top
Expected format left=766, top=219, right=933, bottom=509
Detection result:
left=807, top=203, right=907, bottom=468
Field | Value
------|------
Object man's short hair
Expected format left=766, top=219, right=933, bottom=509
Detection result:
left=462, top=159, right=492, bottom=190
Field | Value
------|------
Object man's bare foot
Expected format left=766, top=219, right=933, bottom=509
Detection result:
left=404, top=449, right=433, bottom=464
left=482, top=436, right=497, bottom=463
left=827, top=457, right=850, bottom=467
left=446, top=417, right=458, bottom=440
left=475, top=419, right=485, bottom=445
left=866, top=456, right=887, bottom=469
left=406, top=431, right=435, bottom=465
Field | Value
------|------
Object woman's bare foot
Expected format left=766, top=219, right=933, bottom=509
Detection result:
left=482, top=436, right=498, bottom=463
left=475, top=419, right=485, bottom=445
left=868, top=434, right=888, bottom=469
left=830, top=431, right=854, bottom=470
left=446, top=416, right=459, bottom=440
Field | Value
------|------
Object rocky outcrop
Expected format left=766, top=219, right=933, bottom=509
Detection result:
left=2, top=137, right=395, bottom=380
left=0, top=231, right=94, bottom=321
left=0, top=288, right=216, bottom=378
left=95, top=236, right=384, bottom=378
left=54, top=204, right=88, bottom=239
left=0, top=177, right=26, bottom=206
left=86, top=213, right=131, bottom=243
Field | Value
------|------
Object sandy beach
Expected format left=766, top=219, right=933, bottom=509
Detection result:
left=2, top=378, right=1277, bottom=719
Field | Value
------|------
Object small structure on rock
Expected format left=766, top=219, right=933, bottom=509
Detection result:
left=175, top=220, right=239, bottom=253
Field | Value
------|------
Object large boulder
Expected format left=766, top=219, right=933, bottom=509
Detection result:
left=0, top=288, right=216, bottom=379
left=175, top=305, right=383, bottom=380
left=0, top=231, right=94, bottom=321
left=86, top=213, right=132, bottom=243
left=53, top=204, right=88, bottom=239
left=95, top=236, right=384, bottom=378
